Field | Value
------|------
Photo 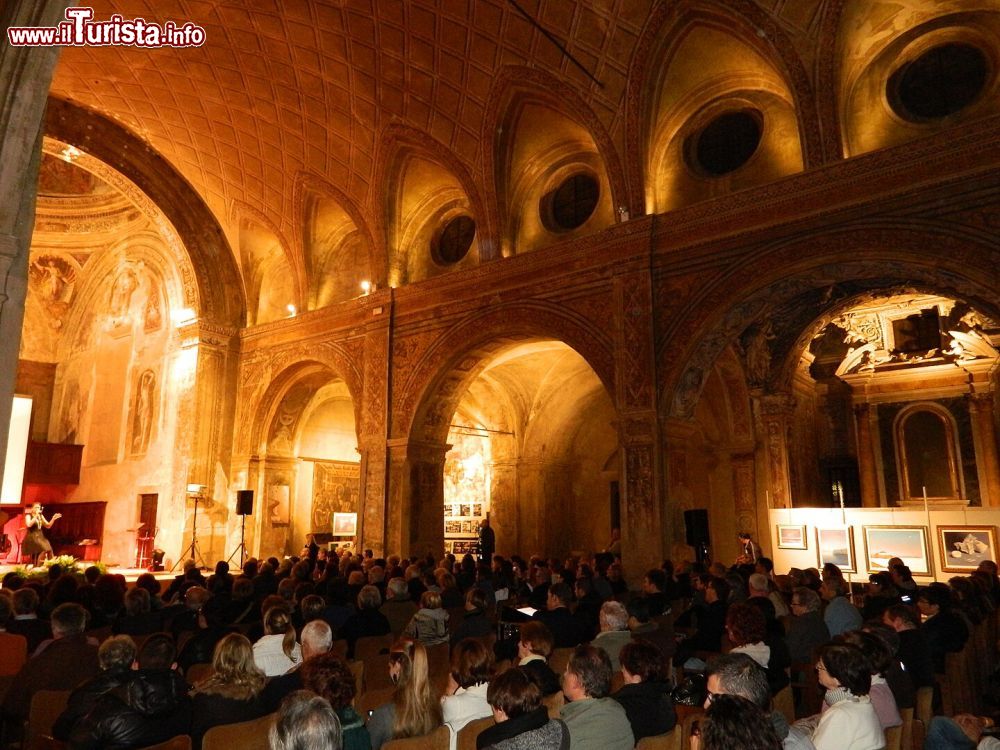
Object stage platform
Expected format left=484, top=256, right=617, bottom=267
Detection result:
left=0, top=564, right=212, bottom=585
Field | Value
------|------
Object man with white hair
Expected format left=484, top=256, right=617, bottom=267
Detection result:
left=590, top=601, right=632, bottom=671
left=261, top=620, right=334, bottom=713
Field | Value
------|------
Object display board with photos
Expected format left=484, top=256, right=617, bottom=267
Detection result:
left=443, top=501, right=486, bottom=556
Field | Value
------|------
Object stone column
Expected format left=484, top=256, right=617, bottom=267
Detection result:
left=755, top=393, right=795, bottom=509
left=853, top=403, right=880, bottom=507
left=0, top=1, right=72, bottom=491
left=969, top=392, right=1000, bottom=507
left=731, top=452, right=759, bottom=548
left=489, top=431, right=519, bottom=555
left=357, top=302, right=391, bottom=554
left=613, top=266, right=663, bottom=586
left=385, top=439, right=449, bottom=557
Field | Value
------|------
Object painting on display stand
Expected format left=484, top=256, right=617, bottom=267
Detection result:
left=863, top=525, right=932, bottom=576
left=816, top=527, right=856, bottom=573
left=938, top=525, right=998, bottom=573
left=776, top=524, right=808, bottom=550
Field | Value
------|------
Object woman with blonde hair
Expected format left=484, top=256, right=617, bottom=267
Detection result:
left=252, top=604, right=302, bottom=676
left=368, top=638, right=443, bottom=750
left=191, top=633, right=268, bottom=749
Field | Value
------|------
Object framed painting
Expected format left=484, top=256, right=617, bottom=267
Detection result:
left=776, top=524, right=808, bottom=550
left=332, top=512, right=357, bottom=536
left=863, top=525, right=931, bottom=575
left=816, top=527, right=856, bottom=573
left=938, top=525, right=998, bottom=573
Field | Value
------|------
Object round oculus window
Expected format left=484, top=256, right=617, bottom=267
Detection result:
left=690, top=109, right=763, bottom=177
left=432, top=215, right=476, bottom=265
left=888, top=42, right=989, bottom=121
left=541, top=172, right=600, bottom=232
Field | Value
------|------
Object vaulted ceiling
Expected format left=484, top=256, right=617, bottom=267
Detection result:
left=49, top=0, right=828, bottom=245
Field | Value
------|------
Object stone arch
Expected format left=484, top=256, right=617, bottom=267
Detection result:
left=45, top=98, right=245, bottom=327
left=292, top=170, right=380, bottom=303
left=230, top=199, right=302, bottom=316
left=397, top=302, right=616, bottom=445
left=624, top=0, right=823, bottom=214
left=661, top=223, right=1000, bottom=420
left=481, top=66, right=628, bottom=254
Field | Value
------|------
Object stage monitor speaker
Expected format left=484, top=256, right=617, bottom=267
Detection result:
left=684, top=508, right=710, bottom=547
left=236, top=490, right=254, bottom=516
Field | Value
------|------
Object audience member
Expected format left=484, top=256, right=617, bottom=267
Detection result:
left=404, top=590, right=449, bottom=646
left=785, top=587, right=829, bottom=665
left=612, top=640, right=675, bottom=741
left=534, top=583, right=587, bottom=649
left=696, top=693, right=783, bottom=750
left=590, top=601, right=631, bottom=671
left=705, top=653, right=813, bottom=750
left=834, top=631, right=901, bottom=731
left=69, top=632, right=191, bottom=749
left=301, top=653, right=370, bottom=750
left=517, top=621, right=560, bottom=696
left=52, top=634, right=136, bottom=741
left=253, top=604, right=302, bottom=676
left=918, top=582, right=970, bottom=673
left=476, top=666, right=567, bottom=750
left=190, top=633, right=268, bottom=748
left=820, top=578, right=862, bottom=637
left=881, top=604, right=935, bottom=690
left=262, top=619, right=333, bottom=712
left=559, top=645, right=634, bottom=750
left=270, top=690, right=343, bottom=750
left=368, top=638, right=443, bottom=750
left=443, top=638, right=494, bottom=747
left=341, top=584, right=391, bottom=658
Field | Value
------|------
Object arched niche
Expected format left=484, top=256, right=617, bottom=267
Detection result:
left=497, top=100, right=615, bottom=256
left=838, top=4, right=1000, bottom=156
left=894, top=403, right=964, bottom=502
left=644, top=18, right=804, bottom=214
left=387, top=154, right=480, bottom=285
left=238, top=215, right=297, bottom=325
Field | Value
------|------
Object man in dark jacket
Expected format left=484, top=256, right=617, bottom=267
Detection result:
left=53, top=635, right=137, bottom=741
left=69, top=633, right=191, bottom=749
left=2, top=603, right=99, bottom=729
left=612, top=641, right=675, bottom=741
left=534, top=583, right=587, bottom=649
left=478, top=518, right=495, bottom=567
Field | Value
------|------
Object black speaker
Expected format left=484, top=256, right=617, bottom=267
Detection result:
left=684, top=509, right=710, bottom=546
left=236, top=490, right=254, bottom=516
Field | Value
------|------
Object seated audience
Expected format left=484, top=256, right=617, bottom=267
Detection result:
left=2, top=602, right=99, bottom=727
left=626, top=597, right=675, bottom=662
left=6, top=586, right=49, bottom=654
left=640, top=569, right=670, bottom=617
left=861, top=572, right=900, bottom=621
left=253, top=604, right=302, bottom=676
left=368, top=638, right=443, bottom=750
left=69, top=633, right=192, bottom=750
left=795, top=643, right=883, bottom=750
left=559, top=645, right=634, bottom=750
left=590, top=601, right=631, bottom=671
left=881, top=604, right=935, bottom=689
left=612, top=641, right=675, bottom=741
left=696, top=693, right=783, bottom=750
left=534, top=583, right=587, bottom=649
left=451, top=588, right=493, bottom=646
left=443, top=638, right=494, bottom=747
left=820, top=578, right=862, bottom=637
left=705, top=653, right=813, bottom=750
left=517, top=621, right=560, bottom=696
left=834, top=631, right=901, bottom=730
left=726, top=602, right=789, bottom=694
left=114, top=588, right=161, bottom=636
left=785, top=587, right=830, bottom=665
left=301, top=652, right=371, bottom=750
left=53, top=634, right=137, bottom=741
left=262, top=620, right=333, bottom=712
left=476, top=667, right=567, bottom=750
left=674, top=576, right=730, bottom=668
left=405, top=590, right=450, bottom=646
left=340, top=584, right=391, bottom=658
left=270, top=690, right=343, bottom=750
left=189, top=633, right=268, bottom=748
left=381, top=577, right=418, bottom=636
left=918, top=582, right=969, bottom=673
left=925, top=714, right=1000, bottom=750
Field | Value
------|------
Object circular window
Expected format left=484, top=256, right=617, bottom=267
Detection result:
left=541, top=173, right=600, bottom=232
left=689, top=110, right=763, bottom=177
left=888, top=42, right=989, bottom=121
left=432, top=215, right=476, bottom=265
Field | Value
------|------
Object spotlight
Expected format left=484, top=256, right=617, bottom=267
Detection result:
left=360, top=280, right=372, bottom=294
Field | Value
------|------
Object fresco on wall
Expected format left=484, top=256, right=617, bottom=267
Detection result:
left=268, top=483, right=290, bottom=526
left=311, top=460, right=360, bottom=533
left=127, top=369, right=157, bottom=456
